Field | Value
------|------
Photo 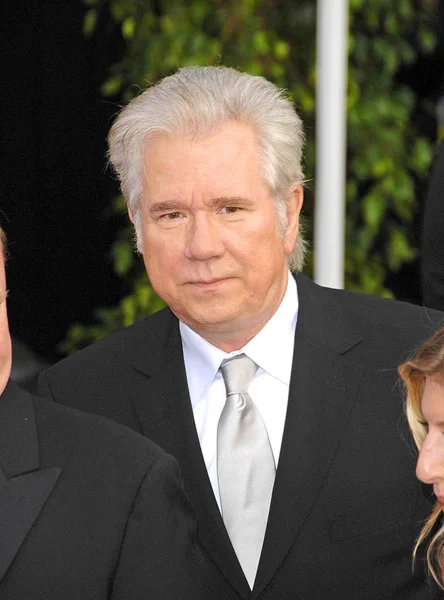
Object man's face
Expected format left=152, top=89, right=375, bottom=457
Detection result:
left=0, top=250, right=11, bottom=395
left=137, top=121, right=302, bottom=350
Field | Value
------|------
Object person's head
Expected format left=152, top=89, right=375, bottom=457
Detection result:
left=399, top=328, right=444, bottom=589
left=108, top=66, right=305, bottom=350
left=0, top=227, right=11, bottom=395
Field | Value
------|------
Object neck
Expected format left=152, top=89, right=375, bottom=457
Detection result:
left=200, top=325, right=266, bottom=353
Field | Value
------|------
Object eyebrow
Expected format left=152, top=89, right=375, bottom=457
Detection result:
left=211, top=196, right=254, bottom=209
left=149, top=200, right=184, bottom=214
left=149, top=196, right=254, bottom=214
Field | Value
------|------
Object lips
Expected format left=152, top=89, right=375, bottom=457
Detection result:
left=192, top=279, right=223, bottom=284
left=188, top=277, right=231, bottom=286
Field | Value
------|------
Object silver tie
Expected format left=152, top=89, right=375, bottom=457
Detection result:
left=217, top=354, right=276, bottom=588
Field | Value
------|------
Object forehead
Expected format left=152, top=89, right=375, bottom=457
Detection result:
left=142, top=121, right=263, bottom=192
left=422, top=377, right=444, bottom=420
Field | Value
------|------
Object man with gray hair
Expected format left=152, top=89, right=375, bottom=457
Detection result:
left=39, top=66, right=443, bottom=599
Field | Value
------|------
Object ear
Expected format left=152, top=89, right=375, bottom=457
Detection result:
left=127, top=205, right=144, bottom=254
left=127, top=205, right=135, bottom=224
left=284, top=185, right=303, bottom=254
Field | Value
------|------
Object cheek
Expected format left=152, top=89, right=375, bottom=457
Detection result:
left=142, top=237, right=182, bottom=284
left=245, top=227, right=287, bottom=267
left=235, top=218, right=279, bottom=251
left=226, top=231, right=284, bottom=281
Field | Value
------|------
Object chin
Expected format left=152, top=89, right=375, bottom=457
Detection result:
left=184, top=308, right=238, bottom=330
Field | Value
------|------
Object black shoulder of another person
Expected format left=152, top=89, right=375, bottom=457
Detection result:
left=36, top=307, right=177, bottom=425
left=327, top=285, right=444, bottom=345
left=54, top=305, right=174, bottom=369
left=33, top=393, right=172, bottom=472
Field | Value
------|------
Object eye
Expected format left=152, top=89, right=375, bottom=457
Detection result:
left=220, top=206, right=241, bottom=214
left=159, top=212, right=182, bottom=220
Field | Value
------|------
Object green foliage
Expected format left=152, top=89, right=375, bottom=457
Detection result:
left=345, top=0, right=436, bottom=295
left=63, top=0, right=437, bottom=352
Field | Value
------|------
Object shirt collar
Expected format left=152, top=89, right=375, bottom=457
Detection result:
left=180, top=273, right=298, bottom=408
left=180, top=320, right=226, bottom=408
left=242, top=274, right=297, bottom=385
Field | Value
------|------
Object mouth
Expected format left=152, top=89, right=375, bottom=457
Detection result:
left=188, top=278, right=231, bottom=288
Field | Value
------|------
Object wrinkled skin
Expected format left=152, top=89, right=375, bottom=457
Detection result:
left=135, top=121, right=303, bottom=352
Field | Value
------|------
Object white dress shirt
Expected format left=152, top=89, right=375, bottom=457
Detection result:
left=180, top=274, right=298, bottom=510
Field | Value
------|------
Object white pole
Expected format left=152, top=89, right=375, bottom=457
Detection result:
left=314, top=0, right=349, bottom=289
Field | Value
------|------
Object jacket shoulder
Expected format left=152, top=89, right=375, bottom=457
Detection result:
left=40, top=307, right=173, bottom=377
left=297, top=273, right=444, bottom=336
left=33, top=392, right=173, bottom=472
left=332, top=287, right=444, bottom=339
left=295, top=273, right=444, bottom=361
left=36, top=307, right=177, bottom=425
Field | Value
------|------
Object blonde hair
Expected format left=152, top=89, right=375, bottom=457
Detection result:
left=399, top=327, right=444, bottom=589
left=108, top=66, right=307, bottom=271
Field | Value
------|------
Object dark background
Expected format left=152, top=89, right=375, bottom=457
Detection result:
left=1, top=0, right=124, bottom=363
left=1, top=0, right=444, bottom=367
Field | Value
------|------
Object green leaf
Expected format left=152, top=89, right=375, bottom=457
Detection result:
left=274, top=40, right=289, bottom=60
left=418, top=26, right=437, bottom=54
left=101, top=75, right=124, bottom=97
left=83, top=8, right=98, bottom=38
left=111, top=239, right=134, bottom=276
left=252, top=31, right=270, bottom=55
left=362, top=194, right=385, bottom=232
left=387, top=228, right=417, bottom=270
left=122, top=16, right=136, bottom=40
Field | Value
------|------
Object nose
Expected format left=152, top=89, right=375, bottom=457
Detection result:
left=184, top=213, right=224, bottom=261
left=416, top=437, right=444, bottom=484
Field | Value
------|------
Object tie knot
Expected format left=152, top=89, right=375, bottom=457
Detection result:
left=220, top=354, right=258, bottom=396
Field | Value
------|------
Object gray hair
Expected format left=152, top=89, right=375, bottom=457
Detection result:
left=108, top=66, right=306, bottom=271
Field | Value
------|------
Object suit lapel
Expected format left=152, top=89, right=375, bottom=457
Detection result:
left=129, top=311, right=250, bottom=598
left=254, top=275, right=364, bottom=597
left=128, top=279, right=365, bottom=599
left=0, top=383, right=61, bottom=581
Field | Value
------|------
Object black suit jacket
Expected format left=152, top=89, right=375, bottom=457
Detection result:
left=0, top=381, right=204, bottom=599
left=38, top=274, right=444, bottom=599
